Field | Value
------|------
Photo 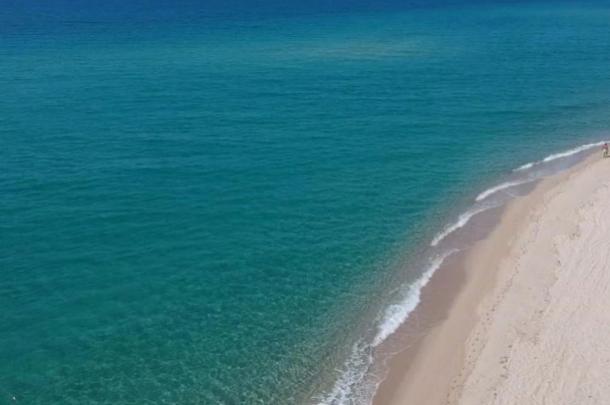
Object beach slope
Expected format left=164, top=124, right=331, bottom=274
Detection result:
left=385, top=155, right=610, bottom=405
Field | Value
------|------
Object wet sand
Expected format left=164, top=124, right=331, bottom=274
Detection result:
left=374, top=153, right=610, bottom=405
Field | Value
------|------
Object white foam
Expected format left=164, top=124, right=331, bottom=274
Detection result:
left=318, top=250, right=459, bottom=405
left=315, top=340, right=373, bottom=405
left=430, top=205, right=493, bottom=247
left=514, top=161, right=534, bottom=171
left=514, top=141, right=605, bottom=172
left=542, top=141, right=605, bottom=163
left=475, top=178, right=535, bottom=202
left=372, top=249, right=459, bottom=347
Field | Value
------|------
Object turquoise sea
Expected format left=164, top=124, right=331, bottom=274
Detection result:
left=2, top=1, right=610, bottom=404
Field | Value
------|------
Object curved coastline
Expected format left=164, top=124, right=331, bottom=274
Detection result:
left=373, top=147, right=609, bottom=405
left=317, top=141, right=606, bottom=405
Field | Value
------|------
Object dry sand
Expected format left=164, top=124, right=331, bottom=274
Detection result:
left=381, top=154, right=610, bottom=405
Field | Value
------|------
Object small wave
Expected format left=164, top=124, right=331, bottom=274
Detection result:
left=372, top=249, right=458, bottom=347
left=315, top=339, right=373, bottom=405
left=430, top=205, right=493, bottom=247
left=317, top=249, right=459, bottom=405
left=514, top=141, right=605, bottom=172
left=494, top=141, right=606, bottom=196
left=514, top=162, right=534, bottom=171
left=475, top=178, right=535, bottom=202
left=542, top=141, right=605, bottom=163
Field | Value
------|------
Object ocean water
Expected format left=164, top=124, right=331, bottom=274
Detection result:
left=2, top=1, right=610, bottom=404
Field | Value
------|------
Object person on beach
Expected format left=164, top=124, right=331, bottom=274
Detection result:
left=603, top=143, right=609, bottom=158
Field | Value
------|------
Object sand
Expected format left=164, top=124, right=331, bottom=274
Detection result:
left=379, top=154, right=610, bottom=405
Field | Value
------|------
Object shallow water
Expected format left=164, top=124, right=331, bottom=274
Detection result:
left=2, top=2, right=610, bottom=404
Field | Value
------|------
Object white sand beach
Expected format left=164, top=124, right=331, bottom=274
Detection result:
left=380, top=153, right=610, bottom=405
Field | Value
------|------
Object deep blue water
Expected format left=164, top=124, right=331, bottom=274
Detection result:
left=2, top=2, right=610, bottom=404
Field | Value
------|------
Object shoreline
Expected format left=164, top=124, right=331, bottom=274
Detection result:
left=373, top=151, right=607, bottom=404
left=319, top=142, right=607, bottom=405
